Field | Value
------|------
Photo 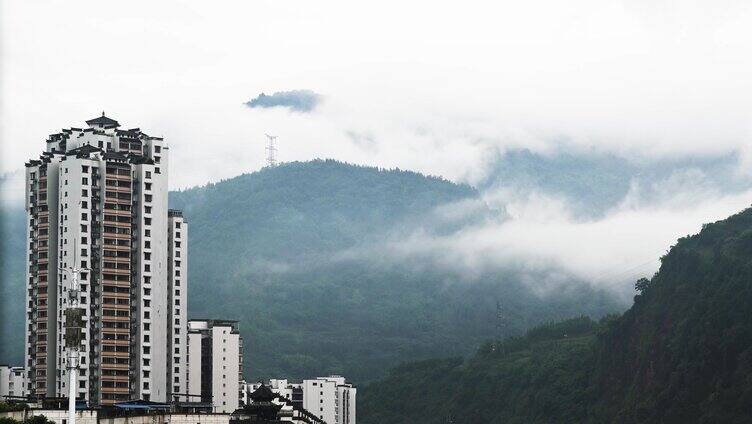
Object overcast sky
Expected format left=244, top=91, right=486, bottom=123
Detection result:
left=2, top=1, right=752, bottom=290
left=2, top=0, right=751, bottom=188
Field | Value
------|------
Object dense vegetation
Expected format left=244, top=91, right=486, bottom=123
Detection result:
left=166, top=160, right=620, bottom=381
left=360, top=207, right=752, bottom=423
left=0, top=206, right=26, bottom=363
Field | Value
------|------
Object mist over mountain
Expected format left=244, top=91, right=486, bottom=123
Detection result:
left=361, top=206, right=752, bottom=423
left=482, top=148, right=751, bottom=217
left=1, top=151, right=750, bottom=382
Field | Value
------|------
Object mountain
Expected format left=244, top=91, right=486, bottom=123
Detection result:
left=359, top=206, right=752, bottom=423
left=0, top=206, right=26, bottom=363
left=0, top=159, right=622, bottom=380
left=168, top=160, right=621, bottom=381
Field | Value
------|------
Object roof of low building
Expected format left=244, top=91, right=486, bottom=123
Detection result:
left=86, top=112, right=119, bottom=127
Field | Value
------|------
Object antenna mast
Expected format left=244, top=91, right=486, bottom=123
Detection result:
left=265, top=134, right=277, bottom=167
left=60, top=238, right=89, bottom=424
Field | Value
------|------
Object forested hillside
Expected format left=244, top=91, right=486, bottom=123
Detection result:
left=0, top=159, right=625, bottom=380
left=360, top=207, right=752, bottom=423
left=167, top=160, right=620, bottom=381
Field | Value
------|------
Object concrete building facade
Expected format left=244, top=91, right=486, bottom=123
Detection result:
left=187, top=320, right=243, bottom=413
left=23, top=114, right=185, bottom=405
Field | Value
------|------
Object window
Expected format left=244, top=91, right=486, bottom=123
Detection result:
left=145, top=288, right=151, bottom=296
left=155, top=167, right=161, bottom=174
left=145, top=171, right=151, bottom=179
left=81, top=237, right=87, bottom=244
left=81, top=248, right=87, bottom=256
left=145, top=218, right=152, bottom=225
left=176, top=222, right=181, bottom=229
left=145, top=264, right=151, bottom=272
left=80, top=225, right=87, bottom=232
left=81, top=201, right=87, bottom=208
left=145, top=183, right=152, bottom=190
left=81, top=213, right=87, bottom=221
left=145, top=241, right=151, bottom=248
left=155, top=156, right=161, bottom=164
left=82, top=189, right=88, bottom=197
left=82, top=178, right=88, bottom=185
left=155, top=146, right=161, bottom=153
left=145, top=194, right=153, bottom=203
left=144, top=346, right=150, bottom=355
left=80, top=261, right=87, bottom=268
left=145, top=252, right=151, bottom=260
left=175, top=232, right=181, bottom=239
left=145, top=229, right=151, bottom=237
left=145, top=206, right=152, bottom=214
left=82, top=166, right=89, bottom=173
left=175, top=241, right=181, bottom=248
left=144, top=323, right=150, bottom=331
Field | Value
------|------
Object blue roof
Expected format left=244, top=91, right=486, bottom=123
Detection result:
left=114, top=400, right=170, bottom=410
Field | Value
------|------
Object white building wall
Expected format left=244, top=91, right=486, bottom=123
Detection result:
left=168, top=213, right=188, bottom=401
left=132, top=137, right=169, bottom=402
left=187, top=332, right=202, bottom=399
left=211, top=326, right=240, bottom=413
left=0, top=366, right=9, bottom=398
left=302, top=379, right=337, bottom=424
left=9, top=367, right=26, bottom=398
left=56, top=157, right=96, bottom=402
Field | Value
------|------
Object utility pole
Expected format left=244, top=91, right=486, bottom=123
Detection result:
left=265, top=134, right=277, bottom=167
left=59, top=238, right=89, bottom=424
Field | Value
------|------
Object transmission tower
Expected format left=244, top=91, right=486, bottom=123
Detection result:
left=265, top=134, right=278, bottom=167
left=495, top=300, right=505, bottom=354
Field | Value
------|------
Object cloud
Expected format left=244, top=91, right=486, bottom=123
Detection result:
left=245, top=90, right=321, bottom=113
left=330, top=178, right=752, bottom=300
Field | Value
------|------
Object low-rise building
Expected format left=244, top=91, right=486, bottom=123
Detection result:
left=0, top=365, right=26, bottom=399
left=246, top=376, right=355, bottom=424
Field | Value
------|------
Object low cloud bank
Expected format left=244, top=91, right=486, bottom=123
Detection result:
left=333, top=177, right=752, bottom=300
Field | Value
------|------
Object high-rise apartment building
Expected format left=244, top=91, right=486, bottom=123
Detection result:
left=187, top=320, right=243, bottom=413
left=23, top=114, right=185, bottom=405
